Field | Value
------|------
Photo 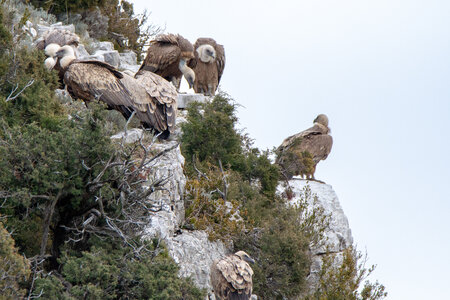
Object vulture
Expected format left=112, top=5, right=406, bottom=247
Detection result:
left=210, top=251, right=254, bottom=300
left=36, top=28, right=80, bottom=50
left=136, top=33, right=195, bottom=91
left=276, top=114, right=333, bottom=180
left=54, top=45, right=177, bottom=138
left=192, top=38, right=225, bottom=96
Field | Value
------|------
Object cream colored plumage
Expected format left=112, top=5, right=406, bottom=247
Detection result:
left=210, top=251, right=254, bottom=300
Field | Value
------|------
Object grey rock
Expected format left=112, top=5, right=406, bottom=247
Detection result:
left=80, top=54, right=105, bottom=62
left=110, top=128, right=144, bottom=144
left=76, top=44, right=90, bottom=58
left=167, top=230, right=228, bottom=290
left=119, top=50, right=137, bottom=66
left=99, top=50, right=120, bottom=67
left=91, top=41, right=114, bottom=52
left=177, top=93, right=208, bottom=109
left=145, top=140, right=186, bottom=227
left=119, top=50, right=140, bottom=73
left=36, top=23, right=75, bottom=36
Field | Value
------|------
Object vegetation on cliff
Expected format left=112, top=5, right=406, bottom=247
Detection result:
left=0, top=3, right=203, bottom=298
left=181, top=93, right=386, bottom=299
left=0, top=0, right=385, bottom=299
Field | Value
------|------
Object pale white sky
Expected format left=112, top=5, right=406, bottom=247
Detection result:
left=132, top=1, right=450, bottom=299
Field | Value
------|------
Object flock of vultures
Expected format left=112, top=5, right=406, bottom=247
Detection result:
left=40, top=30, right=224, bottom=139
left=38, top=28, right=333, bottom=299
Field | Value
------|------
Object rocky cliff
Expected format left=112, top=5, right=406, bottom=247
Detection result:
left=29, top=18, right=354, bottom=298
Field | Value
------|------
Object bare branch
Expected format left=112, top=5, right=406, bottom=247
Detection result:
left=6, top=79, right=35, bottom=102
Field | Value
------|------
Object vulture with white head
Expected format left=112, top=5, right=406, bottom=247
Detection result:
left=276, top=114, right=333, bottom=180
left=192, top=37, right=225, bottom=96
left=54, top=45, right=177, bottom=138
left=210, top=251, right=254, bottom=300
left=136, top=33, right=195, bottom=91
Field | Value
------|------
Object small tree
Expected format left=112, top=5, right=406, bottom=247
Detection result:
left=305, top=246, right=387, bottom=300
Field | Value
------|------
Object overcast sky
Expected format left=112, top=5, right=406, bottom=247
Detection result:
left=132, top=1, right=450, bottom=298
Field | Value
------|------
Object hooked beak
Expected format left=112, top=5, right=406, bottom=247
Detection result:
left=56, top=49, right=65, bottom=58
left=244, top=256, right=255, bottom=265
left=188, top=77, right=194, bottom=89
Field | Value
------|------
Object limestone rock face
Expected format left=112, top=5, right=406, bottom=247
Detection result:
left=279, top=179, right=353, bottom=292
left=119, top=50, right=140, bottom=73
left=36, top=22, right=75, bottom=36
left=177, top=93, right=208, bottom=109
left=167, top=230, right=227, bottom=290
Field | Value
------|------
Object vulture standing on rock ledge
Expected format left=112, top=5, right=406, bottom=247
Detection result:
left=192, top=37, right=225, bottom=96
left=52, top=45, right=177, bottom=138
left=210, top=251, right=255, bottom=300
left=136, top=33, right=195, bottom=91
left=276, top=114, right=333, bottom=180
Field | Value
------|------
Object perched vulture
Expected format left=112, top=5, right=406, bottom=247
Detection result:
left=210, top=251, right=254, bottom=300
left=276, top=114, right=333, bottom=180
left=54, top=45, right=177, bottom=138
left=36, top=29, right=80, bottom=50
left=136, top=33, right=195, bottom=91
left=192, top=37, right=225, bottom=96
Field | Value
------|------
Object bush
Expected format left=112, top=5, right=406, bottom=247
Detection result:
left=34, top=238, right=205, bottom=299
left=0, top=9, right=202, bottom=297
left=305, top=246, right=387, bottom=300
left=0, top=217, right=31, bottom=299
left=181, top=93, right=280, bottom=197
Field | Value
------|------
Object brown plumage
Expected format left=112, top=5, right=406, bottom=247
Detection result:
left=36, top=29, right=80, bottom=50
left=192, top=37, right=225, bottom=96
left=210, top=251, right=254, bottom=300
left=136, top=33, right=195, bottom=90
left=56, top=46, right=177, bottom=138
left=276, top=114, right=333, bottom=180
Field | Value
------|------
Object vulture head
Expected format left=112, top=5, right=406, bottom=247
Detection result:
left=234, top=251, right=255, bottom=265
left=56, top=45, right=76, bottom=69
left=179, top=59, right=195, bottom=89
left=314, top=114, right=329, bottom=127
left=44, top=43, right=61, bottom=58
left=44, top=57, right=57, bottom=70
left=197, top=44, right=216, bottom=63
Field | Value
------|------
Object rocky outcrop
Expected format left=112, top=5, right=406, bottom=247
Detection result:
left=279, top=179, right=353, bottom=293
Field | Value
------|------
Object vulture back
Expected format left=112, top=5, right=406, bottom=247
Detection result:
left=211, top=253, right=253, bottom=300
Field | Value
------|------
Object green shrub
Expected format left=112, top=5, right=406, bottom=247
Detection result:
left=305, top=246, right=387, bottom=300
left=34, top=238, right=205, bottom=299
left=0, top=217, right=31, bottom=299
left=181, top=93, right=280, bottom=197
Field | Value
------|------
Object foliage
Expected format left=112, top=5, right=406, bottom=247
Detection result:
left=181, top=94, right=332, bottom=299
left=0, top=8, right=201, bottom=297
left=181, top=93, right=243, bottom=168
left=305, top=246, right=387, bottom=300
left=276, top=136, right=315, bottom=180
left=181, top=93, right=280, bottom=197
left=34, top=238, right=205, bottom=299
left=0, top=217, right=31, bottom=299
left=234, top=185, right=330, bottom=300
left=184, top=163, right=245, bottom=242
